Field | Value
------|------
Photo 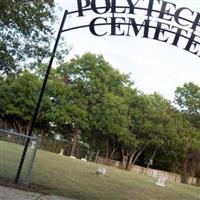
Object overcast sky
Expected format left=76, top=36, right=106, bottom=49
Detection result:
left=54, top=0, right=200, bottom=101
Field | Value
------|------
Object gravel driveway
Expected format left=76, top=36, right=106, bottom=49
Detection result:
left=0, top=185, right=73, bottom=200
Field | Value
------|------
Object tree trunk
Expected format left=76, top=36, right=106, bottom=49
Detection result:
left=181, top=151, right=200, bottom=184
left=109, top=146, right=118, bottom=160
left=39, top=129, right=45, bottom=148
left=181, top=158, right=190, bottom=184
left=147, top=150, right=157, bottom=169
left=14, top=120, right=22, bottom=134
left=1, top=119, right=8, bottom=130
left=70, top=127, right=78, bottom=156
left=14, top=120, right=24, bottom=144
left=126, top=151, right=136, bottom=170
left=105, top=139, right=109, bottom=160
left=121, top=149, right=128, bottom=170
left=122, top=155, right=128, bottom=170
left=52, top=140, right=57, bottom=152
left=25, top=121, right=31, bottom=134
left=13, top=121, right=17, bottom=132
left=95, top=150, right=99, bottom=163
left=133, top=146, right=146, bottom=165
left=67, top=143, right=72, bottom=156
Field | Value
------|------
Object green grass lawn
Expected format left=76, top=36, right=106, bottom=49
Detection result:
left=1, top=141, right=200, bottom=200
left=0, top=140, right=33, bottom=181
left=33, top=150, right=200, bottom=200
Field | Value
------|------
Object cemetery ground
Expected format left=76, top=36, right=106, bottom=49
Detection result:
left=0, top=141, right=200, bottom=200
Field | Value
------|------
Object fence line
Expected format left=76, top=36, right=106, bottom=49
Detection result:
left=0, top=129, right=38, bottom=186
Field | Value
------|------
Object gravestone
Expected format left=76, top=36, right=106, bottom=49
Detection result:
left=59, top=149, right=64, bottom=155
left=96, top=167, right=107, bottom=176
left=70, top=156, right=76, bottom=159
left=30, top=141, right=36, bottom=149
left=156, top=176, right=166, bottom=187
left=152, top=170, right=158, bottom=178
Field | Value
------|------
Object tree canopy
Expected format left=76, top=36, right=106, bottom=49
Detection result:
left=0, top=52, right=200, bottom=184
left=0, top=0, right=57, bottom=74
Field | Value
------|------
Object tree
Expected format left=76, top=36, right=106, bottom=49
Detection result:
left=175, top=82, right=200, bottom=129
left=57, top=52, right=133, bottom=158
left=0, top=71, right=42, bottom=133
left=174, top=82, right=200, bottom=183
left=175, top=82, right=200, bottom=113
left=0, top=0, right=65, bottom=74
left=121, top=92, right=174, bottom=170
left=36, top=66, right=89, bottom=156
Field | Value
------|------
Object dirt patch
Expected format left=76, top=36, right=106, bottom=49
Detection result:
left=0, top=185, right=73, bottom=200
left=0, top=178, right=52, bottom=195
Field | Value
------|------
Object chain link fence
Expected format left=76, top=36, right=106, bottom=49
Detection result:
left=39, top=136, right=97, bottom=162
left=0, top=129, right=38, bottom=186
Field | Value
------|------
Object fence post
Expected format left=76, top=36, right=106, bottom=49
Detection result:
left=15, top=10, right=68, bottom=184
left=25, top=137, right=39, bottom=187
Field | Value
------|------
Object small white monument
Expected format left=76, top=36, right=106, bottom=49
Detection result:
left=152, top=170, right=158, bottom=178
left=70, top=156, right=76, bottom=159
left=156, top=176, right=166, bottom=187
left=59, top=149, right=64, bottom=156
left=30, top=141, right=36, bottom=149
left=81, top=158, right=87, bottom=161
left=96, top=167, right=107, bottom=176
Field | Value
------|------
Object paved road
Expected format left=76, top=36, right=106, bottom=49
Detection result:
left=0, top=185, right=73, bottom=200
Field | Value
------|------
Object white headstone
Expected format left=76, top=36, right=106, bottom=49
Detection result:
left=30, top=141, right=36, bottom=149
left=81, top=158, right=87, bottom=161
left=59, top=149, right=64, bottom=155
left=149, top=159, right=153, bottom=166
left=96, top=167, right=107, bottom=176
left=152, top=170, right=158, bottom=178
left=70, top=156, right=76, bottom=159
left=156, top=176, right=166, bottom=187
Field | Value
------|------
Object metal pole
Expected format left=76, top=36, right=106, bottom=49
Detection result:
left=15, top=10, right=68, bottom=184
left=25, top=137, right=39, bottom=187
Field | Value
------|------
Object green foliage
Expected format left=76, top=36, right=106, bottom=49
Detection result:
left=175, top=82, right=200, bottom=114
left=1, top=52, right=200, bottom=181
left=0, top=0, right=68, bottom=74
left=57, top=53, right=132, bottom=153
left=174, top=83, right=200, bottom=182
left=6, top=72, right=40, bottom=120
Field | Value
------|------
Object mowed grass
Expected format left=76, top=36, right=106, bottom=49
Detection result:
left=32, top=151, right=200, bottom=200
left=0, top=140, right=33, bottom=181
left=1, top=141, right=200, bottom=200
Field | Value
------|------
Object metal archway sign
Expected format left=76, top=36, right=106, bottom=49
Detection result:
left=65, top=0, right=200, bottom=56
left=15, top=0, right=200, bottom=183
